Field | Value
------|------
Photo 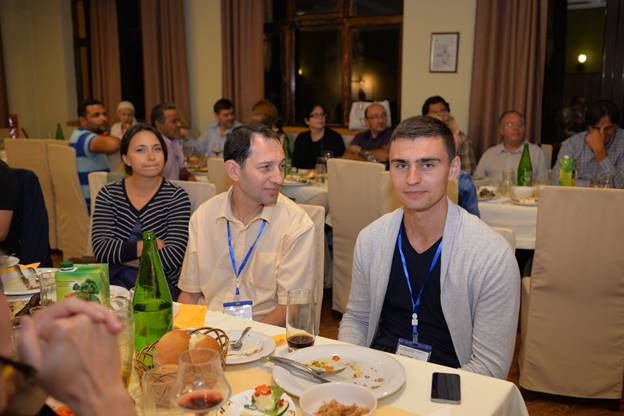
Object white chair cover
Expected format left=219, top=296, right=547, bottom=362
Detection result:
left=298, top=204, right=326, bottom=331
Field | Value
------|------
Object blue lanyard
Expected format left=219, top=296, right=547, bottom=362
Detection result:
left=227, top=219, right=267, bottom=297
left=397, top=223, right=442, bottom=342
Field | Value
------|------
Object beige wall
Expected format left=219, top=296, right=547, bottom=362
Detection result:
left=184, top=0, right=222, bottom=136
left=401, top=0, right=476, bottom=133
left=0, top=0, right=77, bottom=139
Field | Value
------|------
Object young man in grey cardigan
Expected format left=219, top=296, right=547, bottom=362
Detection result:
left=338, top=116, right=520, bottom=379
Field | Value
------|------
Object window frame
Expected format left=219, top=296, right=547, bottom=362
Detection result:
left=266, top=0, right=403, bottom=126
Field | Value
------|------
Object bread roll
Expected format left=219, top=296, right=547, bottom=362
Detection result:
left=153, top=329, right=190, bottom=366
left=189, top=332, right=222, bottom=353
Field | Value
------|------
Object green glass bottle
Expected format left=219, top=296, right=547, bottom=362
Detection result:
left=54, top=123, right=65, bottom=140
left=132, top=231, right=172, bottom=354
left=516, top=143, right=533, bottom=186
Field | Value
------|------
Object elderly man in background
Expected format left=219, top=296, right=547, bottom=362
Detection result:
left=151, top=103, right=195, bottom=181
left=551, top=99, right=624, bottom=188
left=69, top=99, right=121, bottom=208
left=474, top=111, right=548, bottom=184
left=344, top=103, right=393, bottom=163
left=195, top=98, right=242, bottom=158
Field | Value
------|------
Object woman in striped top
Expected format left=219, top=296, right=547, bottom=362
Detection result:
left=92, top=124, right=191, bottom=299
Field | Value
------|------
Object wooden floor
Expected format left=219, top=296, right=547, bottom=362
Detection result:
left=318, top=289, right=624, bottom=416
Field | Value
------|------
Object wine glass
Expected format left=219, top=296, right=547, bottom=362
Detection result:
left=211, top=142, right=224, bottom=157
left=171, top=348, right=230, bottom=415
left=142, top=365, right=185, bottom=415
left=286, top=288, right=316, bottom=352
left=315, top=157, right=327, bottom=185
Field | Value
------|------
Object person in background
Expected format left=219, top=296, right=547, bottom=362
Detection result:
left=91, top=124, right=191, bottom=299
left=0, top=161, right=18, bottom=256
left=0, top=255, right=133, bottom=415
left=343, top=103, right=393, bottom=163
left=474, top=111, right=548, bottom=183
left=195, top=98, right=241, bottom=158
left=338, top=116, right=519, bottom=379
left=110, top=101, right=137, bottom=139
left=178, top=124, right=315, bottom=326
left=422, top=96, right=476, bottom=174
left=551, top=99, right=624, bottom=188
left=151, top=103, right=196, bottom=181
left=292, top=103, right=345, bottom=169
left=69, top=99, right=121, bottom=209
left=428, top=112, right=480, bottom=217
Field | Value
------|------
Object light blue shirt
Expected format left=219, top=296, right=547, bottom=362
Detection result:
left=195, top=120, right=241, bottom=157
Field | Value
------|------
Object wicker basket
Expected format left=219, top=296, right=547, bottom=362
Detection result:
left=134, top=326, right=229, bottom=383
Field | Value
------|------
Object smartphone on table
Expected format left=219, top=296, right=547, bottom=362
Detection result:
left=431, top=372, right=461, bottom=404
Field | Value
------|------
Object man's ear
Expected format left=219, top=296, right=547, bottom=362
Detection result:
left=449, top=156, right=461, bottom=181
left=224, top=159, right=241, bottom=182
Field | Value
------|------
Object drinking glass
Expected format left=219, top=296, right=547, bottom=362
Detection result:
left=211, top=143, right=224, bottom=157
left=322, top=150, right=334, bottom=160
left=498, top=170, right=515, bottom=197
left=590, top=174, right=613, bottom=188
left=142, top=365, right=185, bottom=415
left=171, top=348, right=231, bottom=415
left=315, top=157, right=327, bottom=185
left=286, top=288, right=316, bottom=352
left=38, top=270, right=56, bottom=306
left=111, top=296, right=135, bottom=389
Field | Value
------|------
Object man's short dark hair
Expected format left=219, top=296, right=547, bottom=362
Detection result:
left=389, top=116, right=456, bottom=161
left=224, top=123, right=281, bottom=166
left=120, top=123, right=169, bottom=175
left=214, top=98, right=234, bottom=114
left=586, top=100, right=620, bottom=126
left=421, top=96, right=450, bottom=116
left=498, top=110, right=525, bottom=125
left=150, top=103, right=177, bottom=127
left=78, top=99, right=103, bottom=118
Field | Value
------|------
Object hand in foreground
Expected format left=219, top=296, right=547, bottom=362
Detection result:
left=17, top=299, right=133, bottom=415
left=585, top=127, right=607, bottom=161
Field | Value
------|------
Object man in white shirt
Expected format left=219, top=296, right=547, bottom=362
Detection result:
left=474, top=111, right=549, bottom=183
left=195, top=98, right=241, bottom=157
left=178, top=124, right=315, bottom=326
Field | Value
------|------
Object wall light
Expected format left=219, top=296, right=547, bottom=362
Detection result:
left=298, top=68, right=303, bottom=76
left=577, top=54, right=588, bottom=64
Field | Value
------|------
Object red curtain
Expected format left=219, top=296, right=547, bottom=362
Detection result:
left=468, top=0, right=549, bottom=157
left=140, top=0, right=191, bottom=125
left=221, top=0, right=264, bottom=122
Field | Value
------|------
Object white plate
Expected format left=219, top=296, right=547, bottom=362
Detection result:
left=1, top=255, right=19, bottom=268
left=282, top=179, right=311, bottom=187
left=226, top=330, right=275, bottom=365
left=2, top=267, right=57, bottom=296
left=271, top=344, right=405, bottom=399
left=510, top=198, right=538, bottom=207
left=110, top=285, right=131, bottom=299
left=218, top=387, right=296, bottom=416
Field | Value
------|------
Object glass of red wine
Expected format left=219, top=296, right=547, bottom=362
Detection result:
left=286, top=288, right=317, bottom=352
left=171, top=348, right=231, bottom=415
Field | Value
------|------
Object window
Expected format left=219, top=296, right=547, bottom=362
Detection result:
left=264, top=0, right=403, bottom=126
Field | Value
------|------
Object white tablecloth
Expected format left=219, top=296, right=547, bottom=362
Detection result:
left=479, top=198, right=538, bottom=250
left=131, top=311, right=528, bottom=416
left=280, top=182, right=328, bottom=210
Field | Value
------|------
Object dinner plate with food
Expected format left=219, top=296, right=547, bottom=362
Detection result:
left=477, top=186, right=499, bottom=201
left=283, top=172, right=315, bottom=187
left=218, top=384, right=295, bottom=416
left=225, top=329, right=276, bottom=365
left=510, top=197, right=539, bottom=207
left=1, top=267, right=55, bottom=296
left=271, top=344, right=405, bottom=399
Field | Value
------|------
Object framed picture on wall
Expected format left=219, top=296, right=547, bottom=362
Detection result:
left=429, top=32, right=459, bottom=73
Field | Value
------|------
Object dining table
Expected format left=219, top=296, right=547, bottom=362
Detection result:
left=129, top=309, right=529, bottom=416
left=478, top=197, right=538, bottom=250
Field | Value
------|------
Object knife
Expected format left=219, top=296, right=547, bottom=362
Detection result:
left=268, top=356, right=331, bottom=383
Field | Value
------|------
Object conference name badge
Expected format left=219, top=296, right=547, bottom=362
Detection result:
left=396, top=338, right=432, bottom=361
left=223, top=299, right=253, bottom=320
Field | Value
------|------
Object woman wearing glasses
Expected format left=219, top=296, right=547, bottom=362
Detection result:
left=292, top=104, right=345, bottom=169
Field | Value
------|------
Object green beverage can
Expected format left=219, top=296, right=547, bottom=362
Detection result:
left=559, top=156, right=574, bottom=186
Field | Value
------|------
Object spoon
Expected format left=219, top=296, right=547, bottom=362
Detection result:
left=230, top=326, right=252, bottom=350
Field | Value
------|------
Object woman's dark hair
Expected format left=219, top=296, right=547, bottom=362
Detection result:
left=303, top=103, right=328, bottom=123
left=120, top=123, right=168, bottom=175
left=586, top=100, right=620, bottom=126
left=421, top=95, right=450, bottom=116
